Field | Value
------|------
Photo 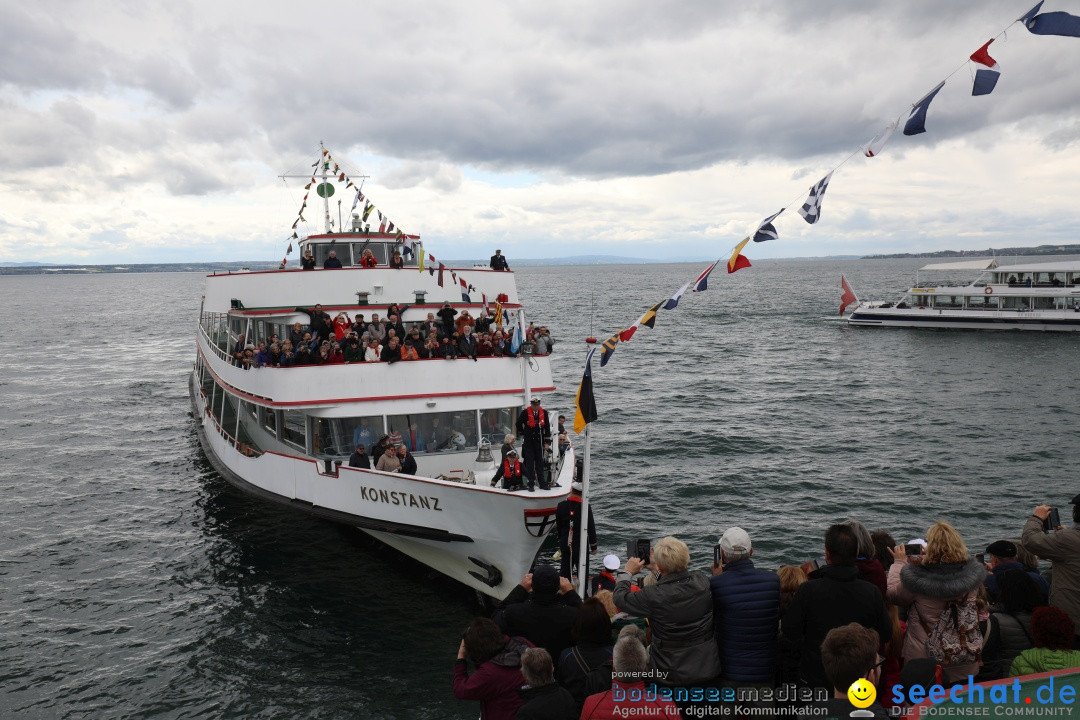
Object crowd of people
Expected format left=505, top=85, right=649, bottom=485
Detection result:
left=229, top=302, right=555, bottom=368
left=451, top=498, right=1080, bottom=719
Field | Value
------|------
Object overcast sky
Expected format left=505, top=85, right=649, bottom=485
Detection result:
left=3, top=0, right=1080, bottom=264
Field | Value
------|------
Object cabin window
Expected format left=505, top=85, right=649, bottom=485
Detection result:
left=351, top=242, right=387, bottom=266
left=281, top=410, right=307, bottom=450
left=332, top=416, right=386, bottom=452
left=260, top=406, right=277, bottom=436
left=310, top=416, right=386, bottom=457
left=480, top=406, right=518, bottom=445
left=1033, top=296, right=1056, bottom=310
left=386, top=410, right=479, bottom=454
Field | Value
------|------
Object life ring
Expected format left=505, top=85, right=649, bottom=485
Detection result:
left=984, top=286, right=993, bottom=295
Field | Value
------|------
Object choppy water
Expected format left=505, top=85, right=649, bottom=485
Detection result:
left=1, top=258, right=1078, bottom=718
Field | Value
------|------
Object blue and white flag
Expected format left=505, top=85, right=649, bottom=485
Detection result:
left=1021, top=1, right=1080, bottom=37
left=798, top=172, right=834, bottom=225
left=752, top=208, right=784, bottom=242
left=692, top=259, right=720, bottom=292
left=903, top=81, right=946, bottom=136
left=663, top=282, right=691, bottom=310
left=511, top=325, right=522, bottom=354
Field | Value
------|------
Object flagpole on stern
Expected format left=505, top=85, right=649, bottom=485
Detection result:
left=574, top=343, right=598, bottom=599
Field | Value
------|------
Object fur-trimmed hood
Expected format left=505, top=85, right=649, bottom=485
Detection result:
left=899, top=558, right=985, bottom=599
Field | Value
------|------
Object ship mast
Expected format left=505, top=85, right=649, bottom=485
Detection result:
left=318, top=140, right=332, bottom=234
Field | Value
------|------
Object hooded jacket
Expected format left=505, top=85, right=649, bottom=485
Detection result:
left=887, top=557, right=986, bottom=682
left=453, top=635, right=532, bottom=720
left=492, top=585, right=582, bottom=671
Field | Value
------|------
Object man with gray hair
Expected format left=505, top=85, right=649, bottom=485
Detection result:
left=516, top=647, right=576, bottom=719
left=579, top=636, right=681, bottom=719
left=710, top=526, right=780, bottom=686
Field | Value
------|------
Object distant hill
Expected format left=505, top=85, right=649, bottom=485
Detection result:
left=864, top=244, right=1080, bottom=259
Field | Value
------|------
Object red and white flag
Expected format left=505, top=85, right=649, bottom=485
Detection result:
left=839, top=276, right=858, bottom=316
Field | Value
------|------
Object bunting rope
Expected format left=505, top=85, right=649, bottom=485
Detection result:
left=573, top=1, right=1080, bottom=431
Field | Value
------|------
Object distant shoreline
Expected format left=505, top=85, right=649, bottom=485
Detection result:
left=3, top=244, right=1080, bottom=275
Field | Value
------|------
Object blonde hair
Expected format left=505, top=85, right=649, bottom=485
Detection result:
left=777, top=565, right=809, bottom=615
left=593, top=589, right=618, bottom=617
left=923, top=521, right=969, bottom=565
left=652, top=536, right=689, bottom=574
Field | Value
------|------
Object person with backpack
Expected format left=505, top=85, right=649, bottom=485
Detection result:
left=887, top=521, right=986, bottom=684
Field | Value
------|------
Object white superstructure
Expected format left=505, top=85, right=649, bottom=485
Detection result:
left=847, top=259, right=1080, bottom=331
left=190, top=157, right=572, bottom=598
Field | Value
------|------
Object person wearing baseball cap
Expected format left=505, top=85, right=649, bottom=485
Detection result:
left=710, top=526, right=780, bottom=685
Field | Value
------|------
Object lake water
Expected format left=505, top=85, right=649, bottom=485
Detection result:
left=1, top=258, right=1077, bottom=718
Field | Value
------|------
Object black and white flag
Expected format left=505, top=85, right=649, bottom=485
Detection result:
left=798, top=172, right=834, bottom=225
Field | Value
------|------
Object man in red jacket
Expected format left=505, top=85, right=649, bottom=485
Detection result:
left=579, top=635, right=681, bottom=719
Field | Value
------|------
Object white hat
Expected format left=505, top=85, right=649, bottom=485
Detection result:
left=571, top=481, right=583, bottom=492
left=719, top=527, right=752, bottom=562
left=603, top=554, right=620, bottom=571
left=907, top=538, right=927, bottom=548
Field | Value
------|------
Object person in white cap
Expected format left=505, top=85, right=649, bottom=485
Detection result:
left=709, top=526, right=780, bottom=686
left=595, top=554, right=621, bottom=593
left=555, top=481, right=596, bottom=580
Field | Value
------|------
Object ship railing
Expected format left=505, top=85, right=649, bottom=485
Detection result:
left=197, top=385, right=264, bottom=458
left=198, top=313, right=237, bottom=365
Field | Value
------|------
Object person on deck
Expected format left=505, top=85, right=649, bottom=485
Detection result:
left=516, top=397, right=551, bottom=491
left=491, top=449, right=525, bottom=490
left=301, top=250, right=316, bottom=270
left=348, top=444, right=370, bottom=469
left=490, top=249, right=510, bottom=271
left=395, top=444, right=417, bottom=475
left=556, top=482, right=596, bottom=580
left=323, top=250, right=342, bottom=269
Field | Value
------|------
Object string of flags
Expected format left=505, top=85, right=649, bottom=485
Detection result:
left=278, top=148, right=411, bottom=269
left=572, top=0, right=1080, bottom=435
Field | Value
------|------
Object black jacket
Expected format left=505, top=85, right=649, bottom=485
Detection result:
left=779, top=563, right=891, bottom=691
left=397, top=452, right=417, bottom=476
left=348, top=451, right=370, bottom=469
left=516, top=682, right=576, bottom=720
left=493, top=586, right=582, bottom=671
left=555, top=498, right=596, bottom=554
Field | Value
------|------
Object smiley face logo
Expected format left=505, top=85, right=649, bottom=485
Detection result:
left=847, top=678, right=876, bottom=708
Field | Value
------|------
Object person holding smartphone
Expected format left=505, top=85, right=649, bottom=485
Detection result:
left=1020, top=498, right=1080, bottom=645
left=709, top=527, right=781, bottom=687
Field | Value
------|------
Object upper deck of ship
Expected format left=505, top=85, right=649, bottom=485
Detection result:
left=201, top=232, right=520, bottom=314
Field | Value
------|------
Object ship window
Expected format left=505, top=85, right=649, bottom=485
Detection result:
left=311, top=416, right=385, bottom=457
left=480, top=406, right=518, bottom=445
left=387, top=410, right=479, bottom=454
left=1033, top=296, right=1055, bottom=310
left=220, top=393, right=239, bottom=442
left=351, top=242, right=387, bottom=265
left=261, top=406, right=277, bottom=435
left=332, top=416, right=385, bottom=451
left=282, top=410, right=306, bottom=449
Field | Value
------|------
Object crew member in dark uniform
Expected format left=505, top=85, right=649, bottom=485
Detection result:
left=489, top=249, right=510, bottom=271
left=491, top=449, right=524, bottom=490
left=516, top=397, right=551, bottom=491
left=556, top=481, right=597, bottom=580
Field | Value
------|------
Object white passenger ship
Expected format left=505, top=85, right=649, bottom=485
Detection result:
left=189, top=152, right=573, bottom=599
left=847, top=259, right=1080, bottom=331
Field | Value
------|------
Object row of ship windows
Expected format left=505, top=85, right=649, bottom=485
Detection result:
left=196, top=359, right=518, bottom=459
